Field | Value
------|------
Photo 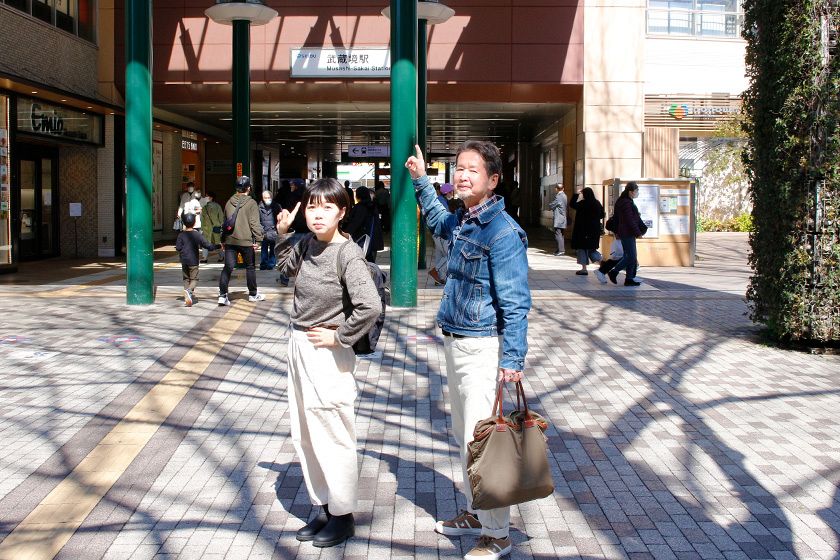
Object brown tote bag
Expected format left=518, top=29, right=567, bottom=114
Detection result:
left=466, top=380, right=554, bottom=510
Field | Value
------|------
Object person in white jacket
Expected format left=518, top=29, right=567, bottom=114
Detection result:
left=549, top=184, right=567, bottom=255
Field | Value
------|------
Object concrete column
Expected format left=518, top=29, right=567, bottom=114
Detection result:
left=577, top=0, right=645, bottom=198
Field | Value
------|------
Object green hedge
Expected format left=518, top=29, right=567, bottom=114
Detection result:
left=742, top=0, right=840, bottom=343
left=697, top=213, right=754, bottom=233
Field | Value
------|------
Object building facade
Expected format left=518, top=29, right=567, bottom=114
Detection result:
left=0, top=0, right=749, bottom=270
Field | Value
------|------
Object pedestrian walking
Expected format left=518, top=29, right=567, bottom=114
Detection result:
left=343, top=180, right=355, bottom=211
left=200, top=191, right=224, bottom=262
left=549, top=184, right=567, bottom=255
left=406, top=141, right=531, bottom=560
left=569, top=187, right=605, bottom=275
left=217, top=175, right=265, bottom=305
left=259, top=190, right=279, bottom=270
left=176, top=213, right=220, bottom=307
left=374, top=181, right=390, bottom=232
left=178, top=186, right=203, bottom=230
left=275, top=178, right=381, bottom=549
left=344, top=186, right=384, bottom=263
left=608, top=181, right=646, bottom=286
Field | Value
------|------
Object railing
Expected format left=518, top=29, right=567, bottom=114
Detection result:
left=647, top=8, right=744, bottom=38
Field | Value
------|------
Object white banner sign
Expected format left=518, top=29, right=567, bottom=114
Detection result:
left=291, top=48, right=391, bottom=78
left=349, top=145, right=390, bottom=158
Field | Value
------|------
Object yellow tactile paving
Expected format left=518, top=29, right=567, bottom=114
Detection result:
left=0, top=302, right=254, bottom=560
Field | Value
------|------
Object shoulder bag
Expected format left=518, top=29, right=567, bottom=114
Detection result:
left=466, top=380, right=554, bottom=510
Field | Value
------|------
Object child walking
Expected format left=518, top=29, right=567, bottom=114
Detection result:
left=175, top=212, right=220, bottom=306
left=275, top=178, right=380, bottom=548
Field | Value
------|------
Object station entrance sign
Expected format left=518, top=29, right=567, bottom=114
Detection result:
left=349, top=145, right=390, bottom=158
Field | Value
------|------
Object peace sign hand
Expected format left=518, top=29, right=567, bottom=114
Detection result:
left=405, top=145, right=427, bottom=180
left=276, top=202, right=301, bottom=235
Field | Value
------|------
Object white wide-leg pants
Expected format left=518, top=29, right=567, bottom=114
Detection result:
left=287, top=329, right=359, bottom=516
left=442, top=334, right=510, bottom=539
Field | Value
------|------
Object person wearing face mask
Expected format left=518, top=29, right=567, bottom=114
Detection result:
left=180, top=188, right=203, bottom=230
left=608, top=181, right=646, bottom=286
left=176, top=183, right=197, bottom=229
left=274, top=178, right=380, bottom=549
left=259, top=190, right=280, bottom=270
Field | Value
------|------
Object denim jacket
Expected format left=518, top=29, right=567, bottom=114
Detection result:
left=414, top=175, right=530, bottom=371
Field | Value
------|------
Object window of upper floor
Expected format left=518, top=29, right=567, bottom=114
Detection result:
left=647, top=0, right=745, bottom=39
left=2, top=0, right=95, bottom=44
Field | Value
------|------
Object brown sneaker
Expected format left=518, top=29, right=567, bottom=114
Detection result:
left=434, top=510, right=482, bottom=536
left=464, top=536, right=512, bottom=559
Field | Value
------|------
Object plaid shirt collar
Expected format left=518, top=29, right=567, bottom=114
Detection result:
left=462, top=195, right=500, bottom=224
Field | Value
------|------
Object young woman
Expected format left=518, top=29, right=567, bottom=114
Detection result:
left=275, top=178, right=381, bottom=548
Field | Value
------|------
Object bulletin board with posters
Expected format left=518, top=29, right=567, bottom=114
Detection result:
left=603, top=178, right=696, bottom=266
left=0, top=95, right=12, bottom=268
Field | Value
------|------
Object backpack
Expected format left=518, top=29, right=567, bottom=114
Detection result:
left=221, top=197, right=246, bottom=240
left=336, top=242, right=389, bottom=355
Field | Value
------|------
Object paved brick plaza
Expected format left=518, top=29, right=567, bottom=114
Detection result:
left=0, top=233, right=837, bottom=559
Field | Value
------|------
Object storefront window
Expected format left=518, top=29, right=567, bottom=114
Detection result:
left=0, top=95, right=12, bottom=267
left=2, top=0, right=95, bottom=43
left=647, top=0, right=744, bottom=38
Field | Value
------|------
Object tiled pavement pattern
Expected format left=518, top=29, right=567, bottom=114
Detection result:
left=0, top=233, right=838, bottom=559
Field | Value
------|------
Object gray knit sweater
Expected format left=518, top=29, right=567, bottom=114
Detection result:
left=276, top=233, right=381, bottom=348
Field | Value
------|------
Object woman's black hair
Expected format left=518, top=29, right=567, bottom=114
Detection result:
left=354, top=186, right=371, bottom=203
left=581, top=187, right=596, bottom=202
left=620, top=181, right=639, bottom=199
left=301, top=178, right=350, bottom=210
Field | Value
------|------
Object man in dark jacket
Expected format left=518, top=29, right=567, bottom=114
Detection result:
left=259, top=190, right=280, bottom=270
left=218, top=176, right=265, bottom=305
left=344, top=186, right=384, bottom=262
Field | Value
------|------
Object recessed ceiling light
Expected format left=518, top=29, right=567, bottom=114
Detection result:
left=31, top=91, right=38, bottom=94
left=60, top=99, right=67, bottom=102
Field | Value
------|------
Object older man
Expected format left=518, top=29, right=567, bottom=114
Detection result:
left=406, top=141, right=531, bottom=560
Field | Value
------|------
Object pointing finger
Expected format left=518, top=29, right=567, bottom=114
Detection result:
left=289, top=202, right=301, bottom=218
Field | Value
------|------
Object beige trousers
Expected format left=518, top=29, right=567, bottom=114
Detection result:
left=443, top=334, right=510, bottom=539
left=287, top=329, right=359, bottom=516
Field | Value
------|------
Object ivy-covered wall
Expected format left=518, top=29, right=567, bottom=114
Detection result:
left=742, top=0, right=839, bottom=343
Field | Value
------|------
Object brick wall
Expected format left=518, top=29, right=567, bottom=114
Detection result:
left=59, top=146, right=98, bottom=258
left=0, top=6, right=98, bottom=99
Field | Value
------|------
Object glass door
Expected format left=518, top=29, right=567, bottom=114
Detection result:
left=19, top=160, right=36, bottom=258
left=16, top=146, right=58, bottom=260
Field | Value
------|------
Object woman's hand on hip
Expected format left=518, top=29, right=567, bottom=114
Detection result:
left=306, top=327, right=337, bottom=348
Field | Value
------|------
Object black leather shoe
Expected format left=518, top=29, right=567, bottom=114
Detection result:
left=607, top=270, right=618, bottom=284
left=296, top=505, right=330, bottom=542
left=312, top=513, right=354, bottom=548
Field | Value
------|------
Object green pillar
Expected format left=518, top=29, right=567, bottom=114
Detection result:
left=417, top=20, right=427, bottom=270
left=389, top=0, right=418, bottom=307
left=125, top=0, right=154, bottom=305
left=233, top=19, right=250, bottom=179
